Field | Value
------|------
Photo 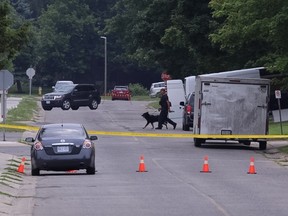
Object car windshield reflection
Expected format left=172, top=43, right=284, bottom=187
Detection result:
left=39, top=128, right=86, bottom=139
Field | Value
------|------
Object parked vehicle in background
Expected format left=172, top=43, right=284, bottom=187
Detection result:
left=149, top=82, right=165, bottom=97
left=25, top=123, right=97, bottom=176
left=193, top=76, right=270, bottom=150
left=111, top=86, right=131, bottom=100
left=179, top=93, right=194, bottom=131
left=41, top=84, right=101, bottom=110
left=166, top=79, right=186, bottom=126
left=52, top=80, right=74, bottom=91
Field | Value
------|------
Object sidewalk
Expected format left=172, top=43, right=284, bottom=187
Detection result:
left=0, top=149, right=35, bottom=215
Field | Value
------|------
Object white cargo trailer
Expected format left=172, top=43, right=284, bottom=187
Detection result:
left=184, top=67, right=265, bottom=97
left=193, top=76, right=270, bottom=150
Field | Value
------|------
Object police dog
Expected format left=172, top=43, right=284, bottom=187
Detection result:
left=141, top=112, right=168, bottom=129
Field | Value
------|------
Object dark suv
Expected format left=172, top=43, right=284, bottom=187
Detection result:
left=41, top=84, right=101, bottom=111
left=179, top=93, right=194, bottom=131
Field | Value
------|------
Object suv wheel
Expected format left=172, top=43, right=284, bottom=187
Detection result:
left=61, top=99, right=71, bottom=110
left=89, top=99, right=98, bottom=110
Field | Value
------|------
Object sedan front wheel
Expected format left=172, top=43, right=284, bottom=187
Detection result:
left=31, top=164, right=40, bottom=176
left=86, top=166, right=96, bottom=175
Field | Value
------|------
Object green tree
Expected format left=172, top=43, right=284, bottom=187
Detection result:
left=10, top=0, right=32, bottom=19
left=105, top=0, right=228, bottom=78
left=29, top=0, right=54, bottom=18
left=36, top=0, right=98, bottom=83
left=209, top=0, right=288, bottom=73
left=0, top=1, right=29, bottom=70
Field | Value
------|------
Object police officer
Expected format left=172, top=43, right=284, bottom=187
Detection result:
left=155, top=88, right=177, bottom=130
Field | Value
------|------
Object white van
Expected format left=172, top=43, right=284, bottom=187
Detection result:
left=149, top=82, right=165, bottom=97
left=166, top=80, right=186, bottom=126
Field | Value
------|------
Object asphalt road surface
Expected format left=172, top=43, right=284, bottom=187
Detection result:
left=4, top=99, right=288, bottom=216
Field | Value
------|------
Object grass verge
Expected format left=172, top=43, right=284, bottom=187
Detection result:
left=6, top=96, right=38, bottom=123
left=268, top=121, right=288, bottom=135
left=278, top=145, right=288, bottom=154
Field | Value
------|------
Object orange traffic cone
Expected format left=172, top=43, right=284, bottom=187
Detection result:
left=247, top=157, right=257, bottom=174
left=17, top=157, right=26, bottom=173
left=137, top=155, right=147, bottom=172
left=200, top=155, right=211, bottom=173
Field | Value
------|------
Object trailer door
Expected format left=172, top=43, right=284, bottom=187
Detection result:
left=200, top=81, right=269, bottom=135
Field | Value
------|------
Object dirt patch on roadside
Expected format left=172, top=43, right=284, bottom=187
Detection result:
left=264, top=141, right=288, bottom=166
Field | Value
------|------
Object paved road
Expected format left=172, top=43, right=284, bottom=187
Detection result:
left=1, top=98, right=288, bottom=216
left=33, top=100, right=288, bottom=216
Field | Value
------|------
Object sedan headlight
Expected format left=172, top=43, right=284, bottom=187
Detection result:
left=83, top=139, right=92, bottom=149
left=33, top=141, right=43, bottom=151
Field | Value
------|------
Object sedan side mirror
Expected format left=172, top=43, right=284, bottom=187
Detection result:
left=25, top=137, right=35, bottom=142
left=90, top=135, right=98, bottom=140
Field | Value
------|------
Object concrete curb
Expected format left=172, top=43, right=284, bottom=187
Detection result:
left=0, top=151, right=35, bottom=215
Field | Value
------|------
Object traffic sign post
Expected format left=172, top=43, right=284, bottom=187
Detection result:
left=275, top=90, right=283, bottom=134
left=26, top=67, right=35, bottom=95
left=0, top=69, right=14, bottom=141
left=0, top=69, right=14, bottom=90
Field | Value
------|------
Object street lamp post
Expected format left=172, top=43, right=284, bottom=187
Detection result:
left=100, top=36, right=107, bottom=99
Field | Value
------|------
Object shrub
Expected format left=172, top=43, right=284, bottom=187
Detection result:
left=129, top=83, right=149, bottom=96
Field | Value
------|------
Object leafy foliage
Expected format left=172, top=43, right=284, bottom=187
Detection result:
left=209, top=0, right=288, bottom=73
left=105, top=0, right=225, bottom=78
left=128, top=83, right=148, bottom=96
left=36, top=0, right=98, bottom=83
left=0, top=1, right=30, bottom=70
left=2, top=0, right=288, bottom=91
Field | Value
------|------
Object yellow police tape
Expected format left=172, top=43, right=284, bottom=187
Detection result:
left=0, top=123, right=287, bottom=139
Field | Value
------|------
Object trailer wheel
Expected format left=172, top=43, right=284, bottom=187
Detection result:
left=259, top=141, right=267, bottom=150
left=194, top=138, right=203, bottom=147
left=242, top=141, right=251, bottom=146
